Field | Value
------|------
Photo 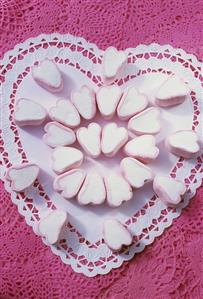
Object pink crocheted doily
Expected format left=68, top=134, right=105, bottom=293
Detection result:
left=0, top=0, right=203, bottom=298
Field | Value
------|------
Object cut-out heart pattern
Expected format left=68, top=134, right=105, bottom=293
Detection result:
left=5, top=36, right=203, bottom=275
left=14, top=98, right=47, bottom=126
left=38, top=210, right=67, bottom=244
left=103, top=219, right=132, bottom=251
left=6, top=163, right=40, bottom=192
left=32, top=59, right=63, bottom=92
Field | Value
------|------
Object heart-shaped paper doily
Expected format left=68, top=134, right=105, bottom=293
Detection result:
left=0, top=34, right=203, bottom=277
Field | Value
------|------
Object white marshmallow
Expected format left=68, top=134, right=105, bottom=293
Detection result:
left=101, top=123, right=128, bottom=157
left=117, top=87, right=148, bottom=120
left=71, top=85, right=96, bottom=120
left=128, top=107, right=161, bottom=135
left=78, top=172, right=106, bottom=205
left=38, top=210, right=67, bottom=244
left=96, top=85, right=122, bottom=119
left=51, top=146, right=83, bottom=174
left=14, top=98, right=47, bottom=127
left=120, top=157, right=154, bottom=188
left=124, top=135, right=159, bottom=163
left=103, top=219, right=132, bottom=251
left=77, top=123, right=101, bottom=158
left=49, top=99, right=80, bottom=128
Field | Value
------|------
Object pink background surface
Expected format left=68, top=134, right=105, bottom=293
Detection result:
left=0, top=1, right=203, bottom=298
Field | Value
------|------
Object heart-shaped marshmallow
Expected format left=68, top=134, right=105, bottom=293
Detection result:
left=166, top=130, right=201, bottom=158
left=102, top=47, right=127, bottom=84
left=104, top=173, right=133, bottom=207
left=6, top=163, right=40, bottom=192
left=54, top=169, right=86, bottom=199
left=103, top=219, right=132, bottom=251
left=43, top=122, right=76, bottom=148
left=120, top=157, right=154, bottom=188
left=49, top=99, right=80, bottom=128
left=153, top=175, right=186, bottom=206
left=38, top=210, right=67, bottom=245
left=78, top=172, right=106, bottom=205
left=32, top=59, right=63, bottom=92
left=117, top=87, right=148, bottom=120
left=52, top=146, right=83, bottom=174
left=101, top=123, right=128, bottom=157
left=96, top=85, right=122, bottom=119
left=77, top=123, right=101, bottom=158
left=71, top=85, right=96, bottom=120
left=128, top=107, right=161, bottom=135
left=155, top=75, right=190, bottom=107
left=124, top=135, right=159, bottom=163
left=14, top=98, right=47, bottom=127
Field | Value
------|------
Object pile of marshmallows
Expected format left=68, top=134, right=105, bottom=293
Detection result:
left=6, top=47, right=201, bottom=251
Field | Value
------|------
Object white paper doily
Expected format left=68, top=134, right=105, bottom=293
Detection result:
left=0, top=33, right=203, bottom=277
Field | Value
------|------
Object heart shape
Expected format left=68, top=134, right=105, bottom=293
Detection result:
left=153, top=175, right=186, bottom=206
left=166, top=130, right=201, bottom=158
left=77, top=123, right=101, bottom=158
left=71, top=85, right=96, bottom=120
left=1, top=34, right=202, bottom=277
left=78, top=172, right=106, bottom=205
left=124, top=135, right=159, bottom=163
left=96, top=85, right=122, bottom=119
left=128, top=107, right=161, bottom=135
left=155, top=74, right=190, bottom=107
left=49, top=99, right=80, bottom=128
left=14, top=98, right=47, bottom=126
left=103, top=219, right=132, bottom=251
left=38, top=210, right=67, bottom=244
left=53, top=169, right=86, bottom=199
left=117, top=87, right=148, bottom=120
left=51, top=147, right=83, bottom=174
left=32, top=59, right=63, bottom=92
left=102, top=47, right=127, bottom=84
left=6, top=163, right=39, bottom=192
left=43, top=121, right=76, bottom=148
left=120, top=157, right=154, bottom=188
left=101, top=122, right=128, bottom=157
left=104, top=172, right=133, bottom=207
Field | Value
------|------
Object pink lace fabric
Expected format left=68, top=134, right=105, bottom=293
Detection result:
left=0, top=0, right=203, bottom=298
